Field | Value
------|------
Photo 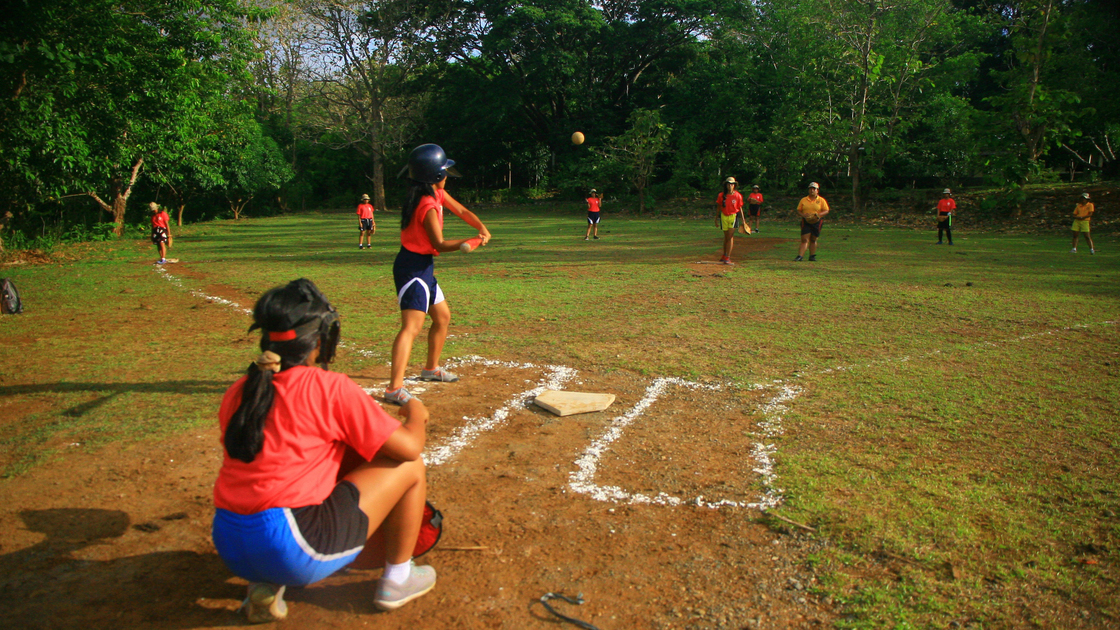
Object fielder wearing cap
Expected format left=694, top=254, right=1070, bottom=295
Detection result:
left=715, top=176, right=747, bottom=264
left=585, top=189, right=603, bottom=241
left=794, top=183, right=829, bottom=261
left=1071, top=192, right=1095, bottom=254
left=357, top=194, right=376, bottom=249
left=747, top=184, right=764, bottom=233
left=936, top=188, right=956, bottom=245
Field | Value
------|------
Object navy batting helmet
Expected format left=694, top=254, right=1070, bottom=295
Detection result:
left=402, top=144, right=460, bottom=184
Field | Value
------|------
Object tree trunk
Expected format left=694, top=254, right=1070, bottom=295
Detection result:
left=373, top=151, right=386, bottom=212
left=176, top=203, right=186, bottom=226
left=87, top=157, right=145, bottom=235
left=638, top=186, right=645, bottom=215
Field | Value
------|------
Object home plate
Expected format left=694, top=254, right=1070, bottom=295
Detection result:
left=534, top=390, right=616, bottom=416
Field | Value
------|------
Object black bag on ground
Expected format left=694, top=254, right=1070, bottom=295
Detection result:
left=1, top=278, right=23, bottom=314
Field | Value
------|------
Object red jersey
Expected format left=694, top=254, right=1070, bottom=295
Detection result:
left=151, top=211, right=170, bottom=230
left=214, top=366, right=401, bottom=514
left=937, top=198, right=956, bottom=215
left=587, top=197, right=601, bottom=213
left=356, top=203, right=375, bottom=219
left=748, top=192, right=764, bottom=206
left=400, top=189, right=444, bottom=256
left=716, top=191, right=744, bottom=216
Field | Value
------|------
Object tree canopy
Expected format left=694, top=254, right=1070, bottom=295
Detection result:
left=2, top=0, right=1117, bottom=245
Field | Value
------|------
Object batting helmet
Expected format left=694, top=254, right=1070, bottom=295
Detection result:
left=403, top=144, right=459, bottom=184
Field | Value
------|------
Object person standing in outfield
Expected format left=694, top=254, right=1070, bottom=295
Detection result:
left=747, top=184, right=764, bottom=233
left=715, top=176, right=748, bottom=265
left=935, top=188, right=956, bottom=245
left=584, top=189, right=602, bottom=240
left=149, top=202, right=172, bottom=264
left=1071, top=192, right=1095, bottom=254
left=385, top=144, right=491, bottom=406
left=357, top=194, right=376, bottom=250
left=211, top=279, right=436, bottom=623
left=794, top=182, right=829, bottom=262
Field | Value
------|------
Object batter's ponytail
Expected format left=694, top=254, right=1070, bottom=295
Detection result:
left=401, top=181, right=436, bottom=231
left=224, top=279, right=338, bottom=463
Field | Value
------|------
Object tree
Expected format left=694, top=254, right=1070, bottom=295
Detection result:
left=0, top=0, right=262, bottom=234
left=297, top=0, right=441, bottom=211
left=594, top=108, right=671, bottom=214
left=220, top=122, right=294, bottom=219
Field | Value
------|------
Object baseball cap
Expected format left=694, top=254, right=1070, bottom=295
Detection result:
left=808, top=182, right=819, bottom=189
left=1082, top=192, right=1090, bottom=199
left=942, top=188, right=951, bottom=194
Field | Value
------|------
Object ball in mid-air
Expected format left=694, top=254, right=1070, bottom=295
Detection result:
left=571, top=131, right=585, bottom=145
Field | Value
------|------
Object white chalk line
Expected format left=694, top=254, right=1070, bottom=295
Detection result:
left=152, top=266, right=796, bottom=510
left=152, top=266, right=1116, bottom=512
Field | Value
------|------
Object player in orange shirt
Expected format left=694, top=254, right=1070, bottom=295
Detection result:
left=212, top=279, right=437, bottom=622
left=584, top=189, right=602, bottom=240
left=149, top=202, right=172, bottom=264
left=357, top=193, right=376, bottom=249
left=794, top=182, right=829, bottom=261
left=1070, top=192, right=1095, bottom=254
left=385, top=144, right=491, bottom=406
left=715, top=176, right=748, bottom=264
left=935, top=188, right=956, bottom=245
left=747, top=184, right=764, bottom=233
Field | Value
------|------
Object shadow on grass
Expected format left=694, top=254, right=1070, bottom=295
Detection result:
left=0, top=381, right=229, bottom=419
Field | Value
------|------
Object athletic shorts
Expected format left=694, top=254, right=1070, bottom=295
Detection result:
left=1072, top=218, right=1091, bottom=232
left=587, top=211, right=601, bottom=225
left=212, top=481, right=369, bottom=587
left=360, top=218, right=374, bottom=231
left=938, top=214, right=952, bottom=226
left=393, top=246, right=445, bottom=313
left=801, top=219, right=823, bottom=237
left=151, top=227, right=168, bottom=245
left=748, top=204, right=761, bottom=217
left=720, top=213, right=738, bottom=231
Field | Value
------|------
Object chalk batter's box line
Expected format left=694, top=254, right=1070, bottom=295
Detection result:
left=153, top=266, right=1114, bottom=511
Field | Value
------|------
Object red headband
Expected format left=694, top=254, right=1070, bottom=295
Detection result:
left=268, top=330, right=297, bottom=342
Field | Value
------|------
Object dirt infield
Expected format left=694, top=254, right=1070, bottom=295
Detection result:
left=0, top=261, right=835, bottom=629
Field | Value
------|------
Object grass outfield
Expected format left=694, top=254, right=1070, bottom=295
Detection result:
left=1, top=206, right=1118, bottom=627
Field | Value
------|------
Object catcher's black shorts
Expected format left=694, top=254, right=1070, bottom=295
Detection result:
left=748, top=204, right=761, bottom=217
left=587, top=211, right=601, bottom=225
left=359, top=218, right=374, bottom=231
left=151, top=227, right=169, bottom=245
left=801, top=219, right=823, bottom=237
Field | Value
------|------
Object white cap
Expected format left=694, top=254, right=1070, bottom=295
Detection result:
left=751, top=184, right=760, bottom=189
left=808, top=182, right=819, bottom=189
left=724, top=176, right=737, bottom=185
left=942, top=188, right=951, bottom=194
left=1083, top=192, right=1090, bottom=199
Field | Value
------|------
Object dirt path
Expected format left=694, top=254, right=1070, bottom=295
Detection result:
left=0, top=259, right=834, bottom=629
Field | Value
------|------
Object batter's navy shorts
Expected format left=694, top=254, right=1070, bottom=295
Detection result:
left=360, top=218, right=374, bottom=231
left=801, top=219, right=823, bottom=237
left=393, top=246, right=445, bottom=312
left=212, top=481, right=369, bottom=586
left=587, top=211, right=601, bottom=225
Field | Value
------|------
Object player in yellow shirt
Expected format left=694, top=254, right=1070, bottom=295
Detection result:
left=794, top=182, right=830, bottom=261
left=1071, top=192, right=1095, bottom=254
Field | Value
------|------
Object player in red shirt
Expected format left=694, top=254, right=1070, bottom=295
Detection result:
left=356, top=193, right=376, bottom=250
left=584, top=189, right=602, bottom=240
left=385, top=144, right=491, bottom=405
left=747, top=184, right=764, bottom=233
left=935, top=188, right=957, bottom=245
left=715, top=176, right=749, bottom=264
left=212, top=279, right=436, bottom=622
left=148, top=202, right=172, bottom=264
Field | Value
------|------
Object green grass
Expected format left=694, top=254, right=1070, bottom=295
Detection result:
left=1, top=204, right=1117, bottom=626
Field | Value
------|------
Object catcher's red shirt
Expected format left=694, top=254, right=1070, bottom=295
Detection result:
left=214, top=366, right=401, bottom=514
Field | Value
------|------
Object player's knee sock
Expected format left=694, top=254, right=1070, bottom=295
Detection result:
left=383, top=560, right=412, bottom=584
